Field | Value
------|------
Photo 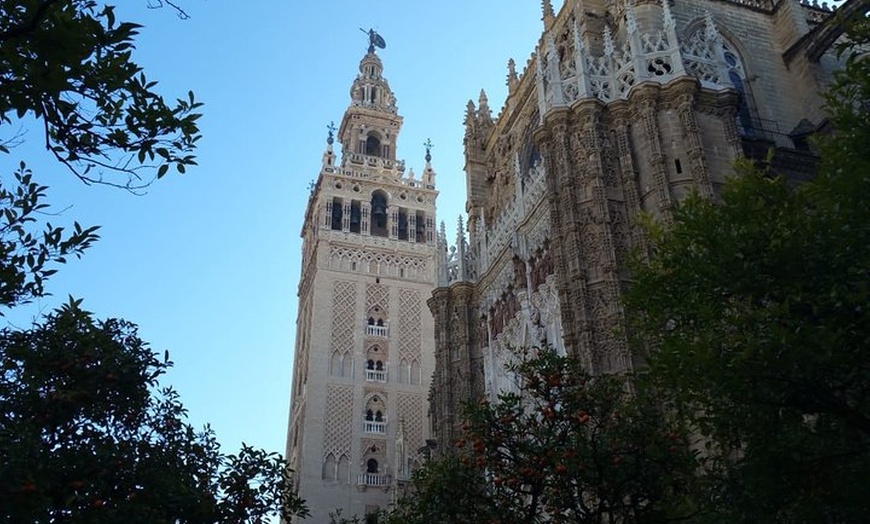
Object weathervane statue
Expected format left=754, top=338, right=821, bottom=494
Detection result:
left=360, top=28, right=386, bottom=53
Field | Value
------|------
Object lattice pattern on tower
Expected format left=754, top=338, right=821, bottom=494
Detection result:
left=397, top=289, right=421, bottom=362
left=365, top=282, right=390, bottom=316
left=330, top=281, right=357, bottom=358
left=398, top=392, right=424, bottom=451
left=323, top=385, right=354, bottom=459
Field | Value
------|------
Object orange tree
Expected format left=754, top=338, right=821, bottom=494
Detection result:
left=0, top=299, right=309, bottom=523
left=389, top=349, right=699, bottom=524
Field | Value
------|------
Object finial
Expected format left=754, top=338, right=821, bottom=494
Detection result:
left=626, top=2, right=638, bottom=32
left=479, top=89, right=489, bottom=107
left=542, top=0, right=554, bottom=17
left=662, top=0, right=675, bottom=29
left=507, top=58, right=518, bottom=86
left=603, top=25, right=614, bottom=57
left=360, top=28, right=386, bottom=53
left=541, top=0, right=555, bottom=29
left=424, top=138, right=433, bottom=163
left=704, top=12, right=720, bottom=41
left=326, top=121, right=336, bottom=145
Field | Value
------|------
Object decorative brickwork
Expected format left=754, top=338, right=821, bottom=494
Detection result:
left=397, top=393, right=424, bottom=458
left=323, top=385, right=354, bottom=460
left=397, top=289, right=422, bottom=362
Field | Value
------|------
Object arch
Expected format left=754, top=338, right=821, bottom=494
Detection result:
left=681, top=19, right=758, bottom=136
left=399, top=358, right=410, bottom=384
left=323, top=453, right=337, bottom=480
left=331, top=197, right=343, bottom=231
left=370, top=190, right=389, bottom=237
left=410, top=359, right=421, bottom=385
left=350, top=200, right=362, bottom=233
left=337, top=454, right=349, bottom=482
left=365, top=133, right=382, bottom=157
left=364, top=393, right=387, bottom=416
left=366, top=458, right=379, bottom=474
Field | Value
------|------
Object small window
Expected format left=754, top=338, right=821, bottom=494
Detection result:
left=366, top=459, right=378, bottom=474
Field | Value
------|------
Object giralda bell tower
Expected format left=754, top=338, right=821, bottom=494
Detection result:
left=285, top=31, right=439, bottom=522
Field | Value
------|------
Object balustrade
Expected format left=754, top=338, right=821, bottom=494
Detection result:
left=365, top=369, right=388, bottom=382
left=357, top=473, right=390, bottom=487
left=363, top=420, right=386, bottom=434
left=366, top=324, right=389, bottom=337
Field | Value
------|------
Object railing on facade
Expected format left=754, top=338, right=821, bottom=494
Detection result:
left=346, top=153, right=402, bottom=171
left=366, top=325, right=389, bottom=337
left=357, top=473, right=391, bottom=487
left=365, top=369, right=387, bottom=382
left=364, top=420, right=386, bottom=434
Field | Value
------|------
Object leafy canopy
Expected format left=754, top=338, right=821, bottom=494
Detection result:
left=625, top=14, right=870, bottom=524
left=388, top=349, right=699, bottom=524
left=0, top=0, right=202, bottom=189
left=0, top=299, right=309, bottom=523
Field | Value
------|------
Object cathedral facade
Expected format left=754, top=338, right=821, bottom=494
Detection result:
left=429, top=0, right=847, bottom=447
left=286, top=42, right=438, bottom=522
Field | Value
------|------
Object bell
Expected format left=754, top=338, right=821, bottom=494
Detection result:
left=372, top=203, right=386, bottom=217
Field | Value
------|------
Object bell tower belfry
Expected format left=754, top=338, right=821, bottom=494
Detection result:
left=286, top=31, right=439, bottom=523
left=339, top=50, right=402, bottom=164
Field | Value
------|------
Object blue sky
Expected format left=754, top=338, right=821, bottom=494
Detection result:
left=4, top=1, right=550, bottom=459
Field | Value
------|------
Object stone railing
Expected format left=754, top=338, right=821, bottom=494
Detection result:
left=366, top=324, right=389, bottom=337
left=357, top=473, right=391, bottom=487
left=365, top=368, right=387, bottom=382
left=363, top=420, right=386, bottom=434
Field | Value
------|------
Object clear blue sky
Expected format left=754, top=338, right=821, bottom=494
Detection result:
left=4, top=1, right=551, bottom=459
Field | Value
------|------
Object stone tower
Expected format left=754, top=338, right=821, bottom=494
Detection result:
left=429, top=0, right=848, bottom=448
left=286, top=36, right=439, bottom=522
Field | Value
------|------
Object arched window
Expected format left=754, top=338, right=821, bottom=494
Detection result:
left=376, top=319, right=384, bottom=327
left=368, top=317, right=375, bottom=325
left=366, top=409, right=374, bottom=421
left=322, top=454, right=337, bottom=480
left=331, top=197, right=343, bottom=231
left=366, top=135, right=381, bottom=157
left=375, top=360, right=383, bottom=371
left=367, top=359, right=375, bottom=370
left=350, top=200, right=362, bottom=233
left=375, top=410, right=383, bottom=422
left=366, top=458, right=379, bottom=474
left=370, top=190, right=388, bottom=237
left=724, top=50, right=754, bottom=137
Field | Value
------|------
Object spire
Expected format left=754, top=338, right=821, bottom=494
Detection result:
left=704, top=11, right=721, bottom=42
left=542, top=0, right=555, bottom=30
left=436, top=220, right=449, bottom=286
left=506, top=58, right=518, bottom=88
left=464, top=99, right=477, bottom=132
left=604, top=26, right=615, bottom=58
left=478, top=89, right=492, bottom=125
left=534, top=49, right=547, bottom=119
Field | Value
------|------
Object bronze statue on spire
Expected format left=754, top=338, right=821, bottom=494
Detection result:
left=360, top=28, right=386, bottom=53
